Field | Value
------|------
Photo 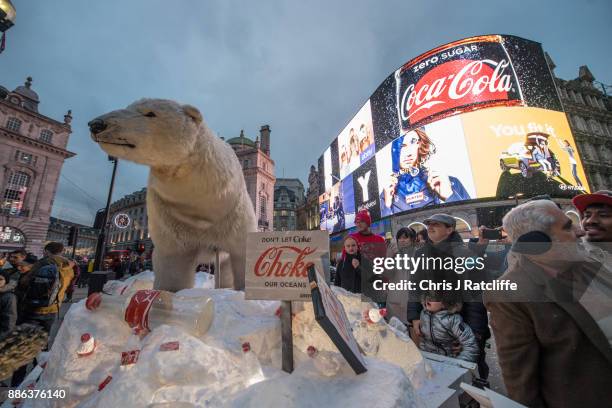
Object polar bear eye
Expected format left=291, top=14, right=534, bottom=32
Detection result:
left=144, top=112, right=156, bottom=118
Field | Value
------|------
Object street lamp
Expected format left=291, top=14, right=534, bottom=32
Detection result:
left=92, top=156, right=119, bottom=271
left=509, top=193, right=524, bottom=206
left=0, top=0, right=16, bottom=54
left=0, top=0, right=16, bottom=32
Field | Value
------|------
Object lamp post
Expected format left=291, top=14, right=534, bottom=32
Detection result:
left=0, top=0, right=16, bottom=54
left=0, top=0, right=16, bottom=31
left=92, top=156, right=119, bottom=271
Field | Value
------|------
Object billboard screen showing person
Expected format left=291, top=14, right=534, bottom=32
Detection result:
left=318, top=34, right=588, bottom=233
left=338, top=101, right=376, bottom=179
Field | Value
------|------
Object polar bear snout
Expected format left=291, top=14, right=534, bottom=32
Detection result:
left=88, top=118, right=107, bottom=135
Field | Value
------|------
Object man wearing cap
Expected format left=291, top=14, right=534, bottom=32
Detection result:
left=573, top=190, right=612, bottom=264
left=407, top=213, right=490, bottom=379
left=484, top=200, right=612, bottom=407
left=348, top=209, right=386, bottom=261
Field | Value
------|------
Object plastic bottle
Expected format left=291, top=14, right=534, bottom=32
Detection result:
left=86, top=289, right=214, bottom=337
left=363, top=307, right=387, bottom=324
left=76, top=333, right=96, bottom=357
left=241, top=342, right=265, bottom=386
left=307, top=345, right=343, bottom=377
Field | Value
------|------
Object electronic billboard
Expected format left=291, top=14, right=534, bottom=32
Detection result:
left=319, top=34, right=588, bottom=233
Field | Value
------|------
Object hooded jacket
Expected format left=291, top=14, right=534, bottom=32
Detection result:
left=418, top=300, right=479, bottom=362
left=407, top=231, right=490, bottom=337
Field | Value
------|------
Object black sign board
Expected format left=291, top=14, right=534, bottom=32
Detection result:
left=307, top=265, right=367, bottom=374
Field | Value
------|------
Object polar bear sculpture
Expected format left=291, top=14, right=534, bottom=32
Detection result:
left=88, top=99, right=257, bottom=291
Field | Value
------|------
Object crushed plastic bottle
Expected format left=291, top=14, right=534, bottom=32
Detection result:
left=76, top=333, right=96, bottom=357
left=364, top=307, right=387, bottom=324
left=86, top=289, right=214, bottom=337
left=241, top=342, right=265, bottom=386
left=307, top=345, right=343, bottom=377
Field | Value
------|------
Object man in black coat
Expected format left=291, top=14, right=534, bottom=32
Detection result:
left=407, top=213, right=490, bottom=379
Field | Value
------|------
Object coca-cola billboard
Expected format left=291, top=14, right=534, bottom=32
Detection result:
left=318, top=35, right=587, bottom=233
left=395, top=39, right=523, bottom=130
left=245, top=231, right=330, bottom=301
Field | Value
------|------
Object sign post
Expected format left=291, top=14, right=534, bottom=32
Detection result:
left=244, top=231, right=329, bottom=373
left=280, top=300, right=293, bottom=373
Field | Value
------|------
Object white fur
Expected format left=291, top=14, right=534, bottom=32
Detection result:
left=91, top=99, right=256, bottom=291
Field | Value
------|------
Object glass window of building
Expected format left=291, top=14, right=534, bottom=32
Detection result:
left=40, top=129, right=53, bottom=143
left=6, top=117, right=22, bottom=132
left=17, top=151, right=34, bottom=165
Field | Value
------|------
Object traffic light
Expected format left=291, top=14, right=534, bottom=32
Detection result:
left=93, top=209, right=105, bottom=230
left=68, top=226, right=78, bottom=246
left=135, top=240, right=145, bottom=254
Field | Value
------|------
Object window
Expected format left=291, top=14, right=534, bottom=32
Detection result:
left=40, top=129, right=53, bottom=143
left=573, top=91, right=584, bottom=104
left=9, top=171, right=30, bottom=187
left=589, top=119, right=603, bottom=135
left=243, top=160, right=250, bottom=168
left=259, top=195, right=267, bottom=221
left=16, top=151, right=34, bottom=165
left=559, top=88, right=568, bottom=99
left=3, top=188, right=21, bottom=201
left=6, top=117, right=22, bottom=132
left=573, top=115, right=587, bottom=131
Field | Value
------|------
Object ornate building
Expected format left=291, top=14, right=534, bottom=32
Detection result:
left=226, top=126, right=275, bottom=231
left=46, top=217, right=99, bottom=258
left=548, top=56, right=612, bottom=190
left=296, top=165, right=320, bottom=230
left=0, top=77, right=74, bottom=255
left=273, top=178, right=304, bottom=231
left=107, top=188, right=149, bottom=254
left=106, top=126, right=275, bottom=253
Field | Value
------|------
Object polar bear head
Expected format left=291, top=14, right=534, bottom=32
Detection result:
left=89, top=99, right=204, bottom=166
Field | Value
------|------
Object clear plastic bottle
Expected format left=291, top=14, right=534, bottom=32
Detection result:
left=307, top=345, right=343, bottom=377
left=363, top=307, right=387, bottom=324
left=241, top=342, right=265, bottom=386
left=86, top=289, right=214, bottom=337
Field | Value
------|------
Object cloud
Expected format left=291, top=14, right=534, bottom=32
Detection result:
left=2, top=0, right=610, bottom=225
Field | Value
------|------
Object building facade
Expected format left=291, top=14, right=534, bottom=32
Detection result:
left=227, top=126, right=275, bottom=231
left=297, top=165, right=320, bottom=230
left=273, top=178, right=304, bottom=231
left=107, top=188, right=149, bottom=254
left=548, top=58, right=612, bottom=191
left=0, top=77, right=74, bottom=256
left=46, top=217, right=98, bottom=258
left=106, top=126, right=275, bottom=252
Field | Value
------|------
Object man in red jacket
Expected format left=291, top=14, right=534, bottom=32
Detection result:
left=348, top=209, right=386, bottom=261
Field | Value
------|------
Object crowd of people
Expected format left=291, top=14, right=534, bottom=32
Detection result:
left=0, top=190, right=610, bottom=405
left=0, top=242, right=78, bottom=386
left=334, top=190, right=612, bottom=407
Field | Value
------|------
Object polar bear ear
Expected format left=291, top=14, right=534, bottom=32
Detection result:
left=182, top=104, right=203, bottom=125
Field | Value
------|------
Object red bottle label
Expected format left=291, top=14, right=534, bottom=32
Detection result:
left=124, top=290, right=160, bottom=331
left=121, top=350, right=140, bottom=365
left=160, top=341, right=180, bottom=351
left=98, top=375, right=112, bottom=391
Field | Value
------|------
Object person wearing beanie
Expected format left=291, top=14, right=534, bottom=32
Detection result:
left=347, top=209, right=386, bottom=261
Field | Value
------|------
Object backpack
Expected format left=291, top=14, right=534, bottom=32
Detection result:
left=24, top=263, right=60, bottom=308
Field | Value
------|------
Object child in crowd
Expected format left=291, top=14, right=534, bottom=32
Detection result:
left=418, top=293, right=479, bottom=363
